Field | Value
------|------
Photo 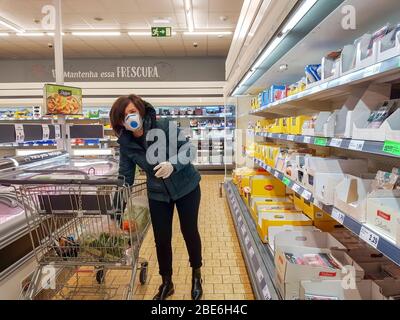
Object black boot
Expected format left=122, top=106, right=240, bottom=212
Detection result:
left=191, top=268, right=203, bottom=300
left=153, top=276, right=174, bottom=300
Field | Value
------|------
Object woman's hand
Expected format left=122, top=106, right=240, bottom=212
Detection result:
left=154, top=162, right=174, bottom=179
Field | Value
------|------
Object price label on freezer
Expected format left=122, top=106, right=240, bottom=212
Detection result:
left=303, top=136, right=312, bottom=144
left=314, top=137, right=328, bottom=146
left=329, top=138, right=343, bottom=148
left=241, top=224, right=246, bottom=235
left=348, top=140, right=365, bottom=151
left=331, top=208, right=345, bottom=224
left=282, top=177, right=291, bottom=186
left=55, top=125, right=61, bottom=139
left=274, top=171, right=280, bottom=178
left=15, top=124, right=24, bottom=143
left=301, top=189, right=312, bottom=201
left=292, top=183, right=301, bottom=194
left=256, top=268, right=264, bottom=283
left=266, top=165, right=271, bottom=172
left=238, top=215, right=242, bottom=223
left=249, top=246, right=255, bottom=258
left=287, top=135, right=295, bottom=141
left=262, top=285, right=271, bottom=300
left=359, top=226, right=379, bottom=249
left=245, top=236, right=250, bottom=246
left=267, top=133, right=272, bottom=138
left=42, top=124, right=50, bottom=140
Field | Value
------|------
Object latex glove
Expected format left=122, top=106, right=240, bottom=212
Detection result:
left=154, top=162, right=174, bottom=179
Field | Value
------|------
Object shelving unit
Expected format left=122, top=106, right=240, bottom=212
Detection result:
left=248, top=131, right=400, bottom=159
left=250, top=155, right=400, bottom=267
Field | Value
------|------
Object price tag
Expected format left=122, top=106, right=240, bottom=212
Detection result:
left=302, top=189, right=312, bottom=201
left=314, top=137, right=328, bottom=146
left=266, top=165, right=271, bottom=172
left=267, top=133, right=272, bottom=138
left=15, top=124, right=24, bottom=143
left=262, top=285, right=271, bottom=300
left=279, top=134, right=284, bottom=139
left=274, top=171, right=280, bottom=178
left=382, top=140, right=400, bottom=156
left=348, top=140, right=365, bottom=151
left=241, top=224, right=246, bottom=235
left=282, top=177, right=291, bottom=186
left=256, top=268, right=264, bottom=283
left=42, top=124, right=50, bottom=140
left=359, top=226, right=379, bottom=249
left=245, top=236, right=250, bottom=245
left=292, top=184, right=301, bottom=194
left=238, top=215, right=242, bottom=222
left=330, top=138, right=343, bottom=148
left=287, top=135, right=295, bottom=141
left=249, top=246, right=255, bottom=257
left=55, top=125, right=61, bottom=139
left=303, top=136, right=312, bottom=144
left=331, top=208, right=345, bottom=224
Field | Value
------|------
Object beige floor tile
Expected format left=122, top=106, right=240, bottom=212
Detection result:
left=202, top=283, right=214, bottom=294
left=213, top=283, right=234, bottom=294
left=224, top=293, right=246, bottom=300
left=203, top=293, right=225, bottom=300
left=233, top=283, right=253, bottom=294
left=212, top=266, right=230, bottom=275
left=222, top=275, right=242, bottom=284
left=204, top=274, right=223, bottom=284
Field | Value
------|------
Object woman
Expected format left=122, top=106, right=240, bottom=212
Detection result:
left=110, top=94, right=203, bottom=300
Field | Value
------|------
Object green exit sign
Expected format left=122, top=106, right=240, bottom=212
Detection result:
left=151, top=27, right=172, bottom=37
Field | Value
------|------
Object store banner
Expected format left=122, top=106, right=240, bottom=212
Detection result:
left=0, top=57, right=225, bottom=82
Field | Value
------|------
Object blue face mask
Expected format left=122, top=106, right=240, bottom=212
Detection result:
left=124, top=113, right=143, bottom=132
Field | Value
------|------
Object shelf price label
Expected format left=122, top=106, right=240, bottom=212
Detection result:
left=331, top=208, right=345, bottom=224
left=15, top=124, right=24, bottom=143
left=287, top=135, right=295, bottom=141
left=54, top=125, right=61, bottom=139
left=241, top=224, right=246, bottom=235
left=262, top=285, right=271, bottom=300
left=303, top=136, right=312, bottom=144
left=249, top=246, right=255, bottom=258
left=382, top=140, right=400, bottom=156
left=274, top=171, right=280, bottom=178
left=256, top=268, right=264, bottom=283
left=292, top=183, right=301, bottom=194
left=330, top=138, right=343, bottom=148
left=348, top=140, right=365, bottom=151
left=42, top=124, right=50, bottom=140
left=282, top=177, right=291, bottom=186
left=245, top=235, right=250, bottom=246
left=359, top=226, right=379, bottom=249
left=314, top=137, right=328, bottom=146
left=301, top=189, right=312, bottom=201
left=266, top=165, right=272, bottom=172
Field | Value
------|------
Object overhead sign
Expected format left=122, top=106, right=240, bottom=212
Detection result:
left=151, top=27, right=172, bottom=37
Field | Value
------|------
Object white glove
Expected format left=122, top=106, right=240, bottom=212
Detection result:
left=154, top=162, right=174, bottom=179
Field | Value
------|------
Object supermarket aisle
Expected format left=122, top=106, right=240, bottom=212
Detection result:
left=133, top=175, right=254, bottom=300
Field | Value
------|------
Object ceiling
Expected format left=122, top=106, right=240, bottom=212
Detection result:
left=0, top=0, right=243, bottom=59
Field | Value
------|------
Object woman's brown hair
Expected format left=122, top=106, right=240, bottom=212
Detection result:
left=109, top=94, right=146, bottom=136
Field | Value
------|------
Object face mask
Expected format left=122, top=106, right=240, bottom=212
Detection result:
left=124, top=113, right=142, bottom=132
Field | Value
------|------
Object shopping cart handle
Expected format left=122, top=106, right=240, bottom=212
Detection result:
left=23, top=169, right=90, bottom=179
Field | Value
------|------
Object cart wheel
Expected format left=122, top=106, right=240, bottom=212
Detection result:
left=139, top=262, right=148, bottom=285
left=96, top=269, right=105, bottom=284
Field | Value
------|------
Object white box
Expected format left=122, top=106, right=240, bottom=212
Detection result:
left=355, top=34, right=378, bottom=70
left=366, top=190, right=400, bottom=242
left=257, top=211, right=307, bottom=230
left=384, top=107, right=400, bottom=143
left=340, top=44, right=357, bottom=74
left=321, top=56, right=340, bottom=82
left=274, top=231, right=346, bottom=251
left=377, top=29, right=400, bottom=63
left=249, top=196, right=289, bottom=213
left=314, top=172, right=347, bottom=205
left=303, top=112, right=332, bottom=137
left=315, top=110, right=339, bottom=138
left=268, top=226, right=320, bottom=253
left=334, top=174, right=375, bottom=222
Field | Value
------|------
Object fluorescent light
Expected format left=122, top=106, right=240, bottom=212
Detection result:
left=17, top=32, right=45, bottom=37
left=239, top=69, right=255, bottom=87
left=0, top=16, right=25, bottom=33
left=184, top=0, right=194, bottom=32
left=128, top=31, right=151, bottom=36
left=46, top=32, right=65, bottom=36
left=282, top=0, right=318, bottom=34
left=184, top=31, right=233, bottom=36
left=253, top=37, right=282, bottom=69
left=0, top=32, right=9, bottom=36
left=72, top=31, right=121, bottom=36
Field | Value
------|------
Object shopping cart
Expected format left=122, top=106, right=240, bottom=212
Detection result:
left=12, top=174, right=150, bottom=300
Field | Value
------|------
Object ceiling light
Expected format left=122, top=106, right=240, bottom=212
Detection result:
left=184, top=0, right=194, bottom=32
left=72, top=31, right=121, bottom=36
left=281, top=0, right=318, bottom=34
left=46, top=32, right=65, bottom=36
left=93, top=17, right=104, bottom=22
left=153, top=18, right=171, bottom=24
left=0, top=16, right=25, bottom=33
left=17, top=32, right=45, bottom=37
left=128, top=31, right=151, bottom=36
left=0, top=32, right=9, bottom=36
left=184, top=31, right=233, bottom=36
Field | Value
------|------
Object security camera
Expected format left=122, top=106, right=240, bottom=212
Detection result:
left=47, top=43, right=53, bottom=48
left=193, top=42, right=198, bottom=48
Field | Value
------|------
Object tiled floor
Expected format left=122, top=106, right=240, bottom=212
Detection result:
left=132, top=175, right=255, bottom=300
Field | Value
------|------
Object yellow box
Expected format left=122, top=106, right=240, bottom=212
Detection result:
left=250, top=176, right=286, bottom=197
left=249, top=197, right=290, bottom=215
left=266, top=146, right=281, bottom=167
left=293, top=193, right=303, bottom=211
left=258, top=213, right=313, bottom=243
left=302, top=199, right=318, bottom=219
left=314, top=220, right=342, bottom=232
left=255, top=202, right=295, bottom=213
left=314, top=210, right=336, bottom=222
left=290, top=116, right=312, bottom=135
left=280, top=118, right=290, bottom=134
left=270, top=119, right=283, bottom=134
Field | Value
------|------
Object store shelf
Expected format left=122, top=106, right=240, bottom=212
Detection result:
left=248, top=131, right=400, bottom=159
left=251, top=156, right=400, bottom=267
left=250, top=55, right=400, bottom=117
left=224, top=181, right=280, bottom=300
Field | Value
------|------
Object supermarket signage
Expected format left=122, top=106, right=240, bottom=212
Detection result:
left=44, top=84, right=83, bottom=115
left=151, top=27, right=172, bottom=37
left=382, top=140, right=400, bottom=156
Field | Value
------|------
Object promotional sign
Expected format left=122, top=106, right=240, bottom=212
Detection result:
left=44, top=84, right=82, bottom=115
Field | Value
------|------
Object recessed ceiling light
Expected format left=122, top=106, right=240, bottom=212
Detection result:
left=219, top=16, right=228, bottom=21
left=183, top=31, right=232, bottom=36
left=94, top=17, right=103, bottom=22
left=17, top=32, right=45, bottom=37
left=33, top=18, right=41, bottom=24
left=0, top=32, right=9, bottom=36
left=72, top=31, right=121, bottom=36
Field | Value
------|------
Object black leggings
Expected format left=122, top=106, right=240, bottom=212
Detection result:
left=149, top=185, right=202, bottom=277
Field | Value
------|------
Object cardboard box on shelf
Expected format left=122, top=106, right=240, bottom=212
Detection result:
left=275, top=247, right=364, bottom=300
left=358, top=262, right=399, bottom=281
left=293, top=193, right=303, bottom=211
left=274, top=231, right=347, bottom=251
left=249, top=196, right=289, bottom=215
left=366, top=190, right=400, bottom=243
left=290, top=116, right=312, bottom=135
left=249, top=175, right=286, bottom=197
left=258, top=212, right=313, bottom=243
left=313, top=220, right=343, bottom=232
left=268, top=226, right=320, bottom=252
